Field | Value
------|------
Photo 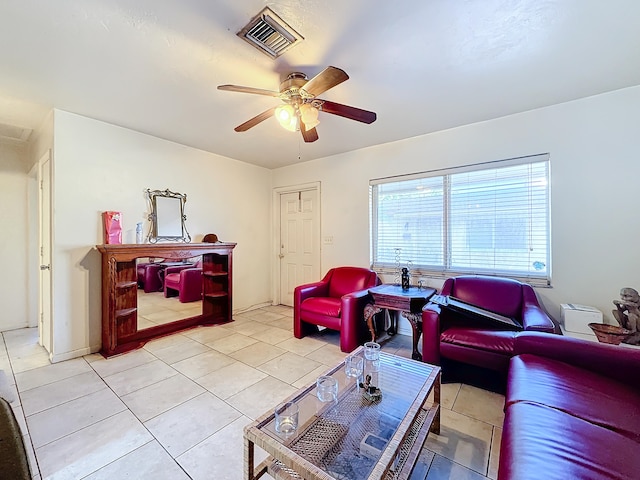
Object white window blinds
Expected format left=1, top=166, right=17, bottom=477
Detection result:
left=370, top=154, right=551, bottom=285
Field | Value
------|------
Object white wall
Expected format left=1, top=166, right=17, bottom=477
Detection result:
left=0, top=142, right=29, bottom=331
left=272, top=86, right=640, bottom=324
left=50, top=110, right=273, bottom=360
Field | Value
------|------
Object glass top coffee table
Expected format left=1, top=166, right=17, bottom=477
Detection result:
left=244, top=348, right=441, bottom=480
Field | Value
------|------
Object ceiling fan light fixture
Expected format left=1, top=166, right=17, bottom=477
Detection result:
left=300, top=104, right=320, bottom=129
left=275, top=104, right=299, bottom=132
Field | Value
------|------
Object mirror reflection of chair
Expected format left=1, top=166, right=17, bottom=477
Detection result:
left=137, top=259, right=165, bottom=293
left=163, top=259, right=203, bottom=303
left=294, top=266, right=381, bottom=353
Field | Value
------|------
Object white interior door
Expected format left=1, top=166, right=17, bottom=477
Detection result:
left=39, top=153, right=52, bottom=353
left=279, top=188, right=320, bottom=306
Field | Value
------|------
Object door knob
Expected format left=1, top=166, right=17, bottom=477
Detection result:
left=40, top=264, right=51, bottom=270
left=278, top=253, right=285, bottom=259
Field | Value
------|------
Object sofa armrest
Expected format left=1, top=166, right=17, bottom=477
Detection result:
left=421, top=303, right=443, bottom=365
left=338, top=289, right=374, bottom=352
left=520, top=286, right=556, bottom=333
left=514, top=331, right=640, bottom=384
left=180, top=267, right=202, bottom=285
left=341, top=288, right=373, bottom=319
left=294, top=281, right=330, bottom=304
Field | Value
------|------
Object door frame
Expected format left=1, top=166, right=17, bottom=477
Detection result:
left=37, top=150, right=53, bottom=355
left=272, top=181, right=321, bottom=305
left=27, top=163, right=39, bottom=328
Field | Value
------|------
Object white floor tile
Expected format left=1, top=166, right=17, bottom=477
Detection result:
left=225, top=376, right=297, bottom=420
left=82, top=440, right=191, bottom=480
left=177, top=415, right=258, bottom=480
left=120, top=373, right=205, bottom=422
left=87, top=348, right=157, bottom=378
left=27, top=387, right=126, bottom=448
left=20, top=370, right=106, bottom=416
left=144, top=392, right=241, bottom=457
left=15, top=357, right=91, bottom=392
left=102, top=360, right=177, bottom=396
left=36, top=410, right=152, bottom=480
left=150, top=339, right=211, bottom=364
left=171, top=349, right=236, bottom=379
left=197, top=361, right=268, bottom=400
left=258, top=351, right=323, bottom=384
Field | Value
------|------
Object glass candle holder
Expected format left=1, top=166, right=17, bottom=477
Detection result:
left=274, top=401, right=299, bottom=434
left=316, top=375, right=338, bottom=402
left=364, top=342, right=381, bottom=361
left=345, top=355, right=364, bottom=378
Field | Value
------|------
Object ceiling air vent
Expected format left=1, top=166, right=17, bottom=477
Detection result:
left=238, top=7, right=303, bottom=59
left=0, top=122, right=32, bottom=144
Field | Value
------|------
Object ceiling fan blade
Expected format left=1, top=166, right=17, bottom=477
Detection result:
left=319, top=100, right=377, bottom=124
left=234, top=107, right=277, bottom=132
left=302, top=66, right=349, bottom=97
left=218, top=85, right=280, bottom=97
left=300, top=121, right=319, bottom=143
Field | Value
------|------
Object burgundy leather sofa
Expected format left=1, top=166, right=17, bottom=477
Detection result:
left=294, top=266, right=381, bottom=353
left=422, top=276, right=557, bottom=373
left=164, top=261, right=203, bottom=303
left=499, top=332, right=640, bottom=479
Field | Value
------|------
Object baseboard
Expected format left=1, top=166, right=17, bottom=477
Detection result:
left=50, top=346, right=94, bottom=363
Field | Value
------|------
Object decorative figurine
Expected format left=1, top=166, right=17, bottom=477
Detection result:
left=359, top=374, right=382, bottom=403
left=612, top=287, right=640, bottom=345
left=401, top=267, right=410, bottom=290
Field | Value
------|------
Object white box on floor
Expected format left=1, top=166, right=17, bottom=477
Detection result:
left=560, top=304, right=603, bottom=334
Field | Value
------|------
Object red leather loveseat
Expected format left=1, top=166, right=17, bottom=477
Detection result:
left=294, top=266, right=381, bottom=353
left=499, top=332, right=640, bottom=479
left=422, top=276, right=557, bottom=374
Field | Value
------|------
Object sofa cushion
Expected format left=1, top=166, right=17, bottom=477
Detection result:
left=440, top=326, right=517, bottom=356
left=164, top=272, right=180, bottom=289
left=499, top=401, right=640, bottom=480
left=301, top=297, right=341, bottom=318
left=507, top=354, right=640, bottom=442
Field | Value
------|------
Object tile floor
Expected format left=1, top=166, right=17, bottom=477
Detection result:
left=0, top=305, right=504, bottom=480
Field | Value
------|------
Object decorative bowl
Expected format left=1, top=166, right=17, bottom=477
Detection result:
left=588, top=323, right=631, bottom=345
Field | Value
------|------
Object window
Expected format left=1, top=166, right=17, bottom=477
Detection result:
left=370, top=154, right=551, bottom=285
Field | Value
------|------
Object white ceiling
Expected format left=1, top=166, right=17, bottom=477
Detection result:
left=1, top=1, right=639, bottom=169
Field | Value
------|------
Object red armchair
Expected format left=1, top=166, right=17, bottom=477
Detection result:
left=422, top=275, right=557, bottom=373
left=164, top=260, right=203, bottom=303
left=294, top=266, right=381, bottom=353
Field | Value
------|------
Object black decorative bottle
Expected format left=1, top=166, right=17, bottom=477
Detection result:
left=401, top=267, right=410, bottom=290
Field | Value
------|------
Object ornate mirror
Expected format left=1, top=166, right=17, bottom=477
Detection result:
left=146, top=188, right=191, bottom=243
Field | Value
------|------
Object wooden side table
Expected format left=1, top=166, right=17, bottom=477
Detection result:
left=364, top=284, right=436, bottom=361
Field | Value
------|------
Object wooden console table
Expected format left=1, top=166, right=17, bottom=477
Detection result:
left=364, top=284, right=436, bottom=361
left=97, top=242, right=236, bottom=357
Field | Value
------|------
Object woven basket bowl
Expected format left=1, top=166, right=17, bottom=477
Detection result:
left=588, top=323, right=631, bottom=345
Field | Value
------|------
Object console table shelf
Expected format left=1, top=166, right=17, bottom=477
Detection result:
left=204, top=292, right=228, bottom=298
left=115, top=307, right=137, bottom=319
left=203, top=271, right=228, bottom=277
left=97, top=242, right=236, bottom=357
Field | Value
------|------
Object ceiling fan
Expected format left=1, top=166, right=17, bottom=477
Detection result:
left=217, top=66, right=376, bottom=143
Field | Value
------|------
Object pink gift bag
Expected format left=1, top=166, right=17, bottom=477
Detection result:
left=103, top=211, right=123, bottom=244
